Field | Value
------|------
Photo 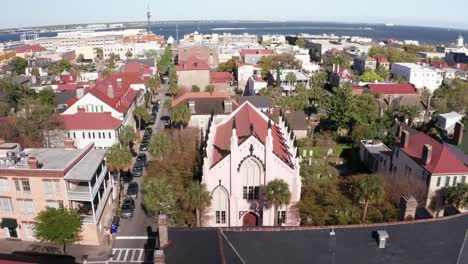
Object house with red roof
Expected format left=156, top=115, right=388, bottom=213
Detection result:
left=330, top=64, right=355, bottom=88
left=59, top=109, right=122, bottom=149
left=123, top=62, right=154, bottom=77
left=14, top=44, right=46, bottom=58
left=373, top=55, right=390, bottom=69
left=62, top=74, right=139, bottom=128
left=210, top=71, right=232, bottom=93
left=201, top=101, right=301, bottom=227
left=240, top=49, right=274, bottom=64
left=177, top=56, right=211, bottom=90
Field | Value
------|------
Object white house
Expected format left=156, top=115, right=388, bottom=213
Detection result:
left=391, top=63, right=444, bottom=92
left=437, top=112, right=464, bottom=134
left=268, top=69, right=310, bottom=95
left=237, top=64, right=263, bottom=90
left=201, top=102, right=301, bottom=227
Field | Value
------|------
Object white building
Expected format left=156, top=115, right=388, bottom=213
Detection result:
left=391, top=63, right=444, bottom=92
left=201, top=102, right=301, bottom=227
left=268, top=69, right=310, bottom=95
left=237, top=64, right=263, bottom=90
left=262, top=35, right=287, bottom=45
left=437, top=112, right=464, bottom=134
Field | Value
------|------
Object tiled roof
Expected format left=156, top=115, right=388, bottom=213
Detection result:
left=212, top=102, right=292, bottom=166
left=210, top=71, right=232, bottom=84
left=60, top=110, right=122, bottom=130
left=123, top=62, right=153, bottom=75
left=240, top=49, right=274, bottom=56
left=367, top=83, right=417, bottom=95
left=15, top=44, right=45, bottom=53
left=60, top=73, right=78, bottom=84
left=171, top=92, right=229, bottom=108
left=177, top=56, right=210, bottom=71
left=398, top=130, right=468, bottom=174
left=56, top=83, right=85, bottom=92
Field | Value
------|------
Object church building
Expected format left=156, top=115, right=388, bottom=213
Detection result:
left=201, top=102, right=301, bottom=227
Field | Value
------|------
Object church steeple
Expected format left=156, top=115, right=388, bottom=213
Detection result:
left=457, top=34, right=464, bottom=47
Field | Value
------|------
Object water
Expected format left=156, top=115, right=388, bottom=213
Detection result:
left=1, top=21, right=467, bottom=45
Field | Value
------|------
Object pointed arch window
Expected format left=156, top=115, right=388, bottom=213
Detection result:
left=240, top=158, right=261, bottom=200
left=213, top=187, right=227, bottom=224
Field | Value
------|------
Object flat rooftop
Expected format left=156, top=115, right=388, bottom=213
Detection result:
left=26, top=147, right=87, bottom=170
left=64, top=149, right=106, bottom=181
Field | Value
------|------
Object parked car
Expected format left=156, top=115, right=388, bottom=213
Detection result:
left=132, top=162, right=144, bottom=177
left=121, top=198, right=135, bottom=219
left=139, top=141, right=149, bottom=151
left=160, top=115, right=170, bottom=122
left=127, top=182, right=139, bottom=199
left=145, top=127, right=153, bottom=134
left=147, top=114, right=156, bottom=125
left=122, top=170, right=133, bottom=183
left=136, top=153, right=147, bottom=167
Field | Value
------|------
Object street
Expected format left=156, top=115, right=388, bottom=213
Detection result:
left=84, top=85, right=169, bottom=264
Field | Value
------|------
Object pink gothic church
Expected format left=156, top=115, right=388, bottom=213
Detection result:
left=201, top=101, right=301, bottom=227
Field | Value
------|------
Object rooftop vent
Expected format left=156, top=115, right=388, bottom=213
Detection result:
left=376, top=230, right=389, bottom=249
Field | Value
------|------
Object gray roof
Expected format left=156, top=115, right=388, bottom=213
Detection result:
left=26, top=147, right=86, bottom=170
left=166, top=213, right=468, bottom=264
left=13, top=75, right=30, bottom=85
left=238, top=96, right=272, bottom=109
left=125, top=58, right=156, bottom=68
left=64, top=149, right=106, bottom=181
left=185, top=98, right=236, bottom=115
left=54, top=91, right=76, bottom=105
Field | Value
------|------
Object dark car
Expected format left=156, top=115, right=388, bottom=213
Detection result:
left=121, top=198, right=135, bottom=219
left=132, top=162, right=144, bottom=177
left=145, top=127, right=153, bottom=134
left=127, top=182, right=139, bottom=199
left=147, top=114, right=156, bottom=125
left=122, top=170, right=133, bottom=183
left=139, top=141, right=149, bottom=151
left=136, top=153, right=147, bottom=167
left=160, top=115, right=170, bottom=122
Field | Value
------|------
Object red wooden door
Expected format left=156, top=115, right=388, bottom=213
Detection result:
left=242, top=212, right=258, bottom=226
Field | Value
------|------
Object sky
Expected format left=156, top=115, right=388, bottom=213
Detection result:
left=1, top=0, right=468, bottom=29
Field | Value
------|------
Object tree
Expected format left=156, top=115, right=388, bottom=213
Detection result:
left=146, top=76, right=161, bottom=97
left=169, top=83, right=179, bottom=98
left=149, top=131, right=173, bottom=160
left=163, top=98, right=172, bottom=110
left=34, top=207, right=82, bottom=253
left=134, top=106, right=150, bottom=131
left=169, top=67, right=178, bottom=85
left=118, top=125, right=138, bottom=146
left=0, top=102, right=9, bottom=117
left=285, top=72, right=297, bottom=95
left=446, top=183, right=468, bottom=209
left=375, top=65, right=390, bottom=80
left=76, top=53, right=85, bottom=63
left=106, top=144, right=132, bottom=201
left=205, top=84, right=215, bottom=94
left=359, top=71, right=384, bottom=83
left=420, top=87, right=432, bottom=122
left=8, top=57, right=28, bottom=75
left=322, top=53, right=351, bottom=69
left=158, top=47, right=173, bottom=74
left=171, top=104, right=192, bottom=130
left=184, top=181, right=211, bottom=227
left=326, top=87, right=354, bottom=130
left=310, top=72, right=328, bottom=88
left=30, top=68, right=40, bottom=77
left=264, top=179, right=291, bottom=226
left=397, top=105, right=420, bottom=126
left=37, top=87, right=55, bottom=107
left=191, top=85, right=200, bottom=92
left=275, top=67, right=282, bottom=88
left=296, top=39, right=306, bottom=49
left=142, top=177, right=177, bottom=216
left=354, top=175, right=384, bottom=222
left=125, top=50, right=133, bottom=59
left=217, top=58, right=237, bottom=73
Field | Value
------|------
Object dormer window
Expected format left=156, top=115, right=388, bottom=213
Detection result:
left=194, top=62, right=198, bottom=67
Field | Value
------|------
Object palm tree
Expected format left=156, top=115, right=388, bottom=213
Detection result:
left=398, top=105, right=420, bottom=126
left=146, top=76, right=161, bottom=97
left=446, top=183, right=468, bottom=209
left=265, top=179, right=291, bottom=226
left=134, top=106, right=150, bottom=131
left=142, top=177, right=177, bottom=217
left=285, top=72, right=297, bottom=95
left=205, top=85, right=215, bottom=94
left=354, top=175, right=384, bottom=223
left=148, top=131, right=172, bottom=160
left=184, top=181, right=211, bottom=227
left=125, top=50, right=133, bottom=59
left=118, top=125, right=138, bottom=147
left=171, top=104, right=192, bottom=131
left=106, top=144, right=132, bottom=202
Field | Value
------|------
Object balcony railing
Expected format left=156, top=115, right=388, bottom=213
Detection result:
left=67, top=185, right=92, bottom=201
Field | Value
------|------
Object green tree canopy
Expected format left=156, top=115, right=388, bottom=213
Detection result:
left=184, top=181, right=211, bottom=227
left=106, top=144, right=132, bottom=172
left=149, top=131, right=173, bottom=160
left=37, top=87, right=55, bottom=107
left=323, top=53, right=351, bottom=69
left=265, top=179, right=291, bottom=225
left=368, top=46, right=420, bottom=63
left=205, top=84, right=215, bottom=93
left=354, top=175, right=384, bottom=222
left=8, top=57, right=28, bottom=75
left=171, top=104, right=192, bottom=128
left=375, top=65, right=390, bottom=80
left=142, top=177, right=177, bottom=216
left=125, top=50, right=133, bottom=59
left=296, top=39, right=306, bottom=48
left=134, top=106, right=150, bottom=131
left=359, top=71, right=384, bottom=83
left=217, top=58, right=237, bottom=72
left=118, top=125, right=139, bottom=146
left=446, top=183, right=468, bottom=209
left=158, top=47, right=173, bottom=74
left=146, top=76, right=161, bottom=92
left=34, top=207, right=82, bottom=253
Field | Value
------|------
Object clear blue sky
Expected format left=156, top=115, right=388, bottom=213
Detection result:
left=1, top=0, right=468, bottom=29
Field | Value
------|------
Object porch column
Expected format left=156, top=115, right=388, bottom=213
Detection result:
left=88, top=181, right=97, bottom=223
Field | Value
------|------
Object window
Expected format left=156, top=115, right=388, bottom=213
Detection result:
left=103, top=133, right=106, bottom=139
left=88, top=132, right=91, bottom=138
left=241, top=158, right=261, bottom=200
left=445, top=176, right=450, bottom=187
left=82, top=132, right=86, bottom=139
left=46, top=200, right=64, bottom=209
left=73, top=132, right=76, bottom=138
left=92, top=132, right=95, bottom=139
left=21, top=180, right=31, bottom=193
left=0, top=198, right=13, bottom=212
left=14, top=179, right=20, bottom=192
left=462, top=176, right=466, bottom=184
left=396, top=149, right=399, bottom=158
left=436, top=177, right=441, bottom=187
left=453, top=176, right=458, bottom=186
left=216, top=211, right=226, bottom=224
left=43, top=180, right=60, bottom=195
left=98, top=132, right=101, bottom=139
left=109, top=132, right=112, bottom=138
left=213, top=187, right=227, bottom=224
left=0, top=178, right=9, bottom=193
left=22, top=223, right=35, bottom=239
left=18, top=200, right=35, bottom=214
left=277, top=210, right=286, bottom=225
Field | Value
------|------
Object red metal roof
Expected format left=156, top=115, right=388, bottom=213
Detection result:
left=60, top=110, right=122, bottom=130
left=367, top=83, right=417, bottom=95
left=210, top=71, right=232, bottom=84
left=57, top=83, right=81, bottom=92
left=123, top=62, right=153, bottom=76
left=15, top=44, right=45, bottom=53
left=60, top=73, right=78, bottom=84
left=240, top=49, right=274, bottom=56
left=177, top=56, right=210, bottom=71
left=399, top=131, right=468, bottom=174
left=212, top=102, right=292, bottom=166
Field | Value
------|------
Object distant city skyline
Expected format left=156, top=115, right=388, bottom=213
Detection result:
left=1, top=0, right=468, bottom=30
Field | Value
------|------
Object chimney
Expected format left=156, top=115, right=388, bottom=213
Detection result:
left=64, top=138, right=75, bottom=149
left=401, top=130, right=410, bottom=148
left=454, top=122, right=464, bottom=145
left=397, top=125, right=403, bottom=138
left=399, top=194, right=418, bottom=221
left=27, top=156, right=39, bottom=169
left=337, top=64, right=340, bottom=73
left=157, top=214, right=168, bottom=248
left=422, top=144, right=432, bottom=165
left=188, top=100, right=196, bottom=114
left=376, top=230, right=389, bottom=249
left=76, top=87, right=85, bottom=99
left=108, top=85, right=114, bottom=98
left=332, top=64, right=336, bottom=73
left=154, top=250, right=165, bottom=264
left=224, top=100, right=233, bottom=113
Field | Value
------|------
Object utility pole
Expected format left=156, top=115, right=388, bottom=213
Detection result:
left=176, top=24, right=179, bottom=43
left=146, top=3, right=152, bottom=35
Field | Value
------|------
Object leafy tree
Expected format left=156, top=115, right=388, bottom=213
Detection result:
left=285, top=72, right=297, bottom=95
left=265, top=179, right=291, bottom=226
left=205, top=84, right=215, bottom=93
left=258, top=54, right=301, bottom=76
left=375, top=65, right=390, bottom=80
left=76, top=53, right=85, bottom=63
left=8, top=57, right=28, bottom=75
left=275, top=67, right=281, bottom=88
left=296, top=39, right=306, bottom=48
left=310, top=72, right=328, bottom=88
left=446, top=183, right=468, bottom=209
left=118, top=125, right=138, bottom=146
left=171, top=104, right=192, bottom=129
left=402, top=44, right=434, bottom=53
left=432, top=79, right=468, bottom=113
left=169, top=67, right=178, bottom=85
left=144, top=49, right=159, bottom=59
left=368, top=46, right=420, bottom=63
left=30, top=68, right=40, bottom=77
left=169, top=83, right=179, bottom=98
left=397, top=105, right=420, bottom=126
left=191, top=85, right=200, bottom=92
left=359, top=71, right=384, bottom=83
left=184, top=181, right=211, bottom=227
left=0, top=102, right=9, bottom=117
left=420, top=87, right=433, bottom=122
left=351, top=123, right=377, bottom=145
left=37, top=87, right=55, bottom=107
left=217, top=58, right=237, bottom=72
left=354, top=175, right=384, bottom=222
left=34, top=207, right=82, bottom=253
left=125, top=50, right=133, bottom=59
left=48, top=60, right=74, bottom=75
left=163, top=98, right=172, bottom=110
left=322, top=53, right=351, bottom=69
left=146, top=76, right=161, bottom=97
left=149, top=131, right=173, bottom=160
left=106, top=144, right=132, bottom=192
left=142, top=177, right=177, bottom=217
left=134, top=106, right=150, bottom=131
left=326, top=87, right=354, bottom=129
left=158, top=47, right=173, bottom=74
